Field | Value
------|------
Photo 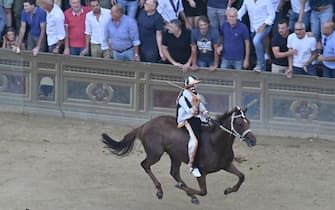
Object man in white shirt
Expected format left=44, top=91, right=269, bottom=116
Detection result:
left=40, top=0, right=65, bottom=53
left=238, top=0, right=275, bottom=71
left=157, top=0, right=191, bottom=29
left=287, top=22, right=318, bottom=78
left=81, top=0, right=110, bottom=58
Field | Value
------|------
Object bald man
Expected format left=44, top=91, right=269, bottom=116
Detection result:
left=317, top=21, right=335, bottom=78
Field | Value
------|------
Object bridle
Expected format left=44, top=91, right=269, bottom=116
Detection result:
left=212, top=108, right=252, bottom=141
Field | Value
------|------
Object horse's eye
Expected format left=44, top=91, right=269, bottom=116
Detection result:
left=236, top=120, right=243, bottom=126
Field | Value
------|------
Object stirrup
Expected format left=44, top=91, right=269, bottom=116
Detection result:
left=190, top=168, right=201, bottom=177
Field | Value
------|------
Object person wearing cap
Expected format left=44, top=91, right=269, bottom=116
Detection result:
left=176, top=75, right=209, bottom=178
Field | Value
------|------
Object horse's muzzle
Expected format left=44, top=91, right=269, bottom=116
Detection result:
left=244, top=133, right=256, bottom=147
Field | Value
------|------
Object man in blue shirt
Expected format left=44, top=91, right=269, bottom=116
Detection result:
left=317, top=21, right=335, bottom=78
left=137, top=0, right=165, bottom=63
left=16, top=0, right=47, bottom=56
left=107, top=4, right=141, bottom=61
left=0, top=6, right=5, bottom=38
left=219, top=7, right=250, bottom=70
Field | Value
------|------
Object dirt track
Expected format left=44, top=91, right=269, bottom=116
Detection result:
left=0, top=112, right=334, bottom=210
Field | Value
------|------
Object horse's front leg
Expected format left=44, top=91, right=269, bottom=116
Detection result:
left=223, top=163, right=245, bottom=194
left=169, top=158, right=207, bottom=204
left=178, top=175, right=207, bottom=205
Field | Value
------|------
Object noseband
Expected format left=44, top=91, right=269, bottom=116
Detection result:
left=215, top=110, right=252, bottom=141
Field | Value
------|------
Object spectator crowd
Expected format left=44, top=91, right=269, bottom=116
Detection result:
left=1, top=0, right=335, bottom=78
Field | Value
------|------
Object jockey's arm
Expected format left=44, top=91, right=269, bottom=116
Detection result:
left=199, top=102, right=209, bottom=117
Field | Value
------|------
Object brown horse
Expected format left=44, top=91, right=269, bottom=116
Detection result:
left=101, top=106, right=256, bottom=204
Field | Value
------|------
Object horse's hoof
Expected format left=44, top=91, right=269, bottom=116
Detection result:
left=224, top=187, right=232, bottom=195
left=156, top=191, right=163, bottom=199
left=174, top=182, right=183, bottom=189
left=191, top=197, right=200, bottom=205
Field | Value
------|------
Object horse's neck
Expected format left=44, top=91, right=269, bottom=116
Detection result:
left=211, top=128, right=235, bottom=150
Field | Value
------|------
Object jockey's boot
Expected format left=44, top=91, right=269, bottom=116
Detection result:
left=190, top=167, right=201, bottom=177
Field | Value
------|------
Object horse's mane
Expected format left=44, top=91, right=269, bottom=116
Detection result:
left=215, top=108, right=235, bottom=125
left=216, top=112, right=230, bottom=123
left=201, top=110, right=233, bottom=133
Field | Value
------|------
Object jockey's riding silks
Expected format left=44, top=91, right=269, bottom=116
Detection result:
left=176, top=76, right=209, bottom=178
left=176, top=88, right=208, bottom=128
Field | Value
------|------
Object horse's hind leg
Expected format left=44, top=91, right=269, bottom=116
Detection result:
left=141, top=153, right=164, bottom=199
left=223, top=163, right=245, bottom=194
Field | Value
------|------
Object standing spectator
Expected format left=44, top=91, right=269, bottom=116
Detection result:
left=271, top=0, right=289, bottom=36
left=156, top=0, right=192, bottom=30
left=0, top=6, right=5, bottom=37
left=63, top=0, right=90, bottom=56
left=182, top=0, right=206, bottom=28
left=271, top=19, right=294, bottom=74
left=289, top=0, right=311, bottom=32
left=81, top=0, right=110, bottom=58
left=220, top=7, right=250, bottom=70
left=287, top=22, right=318, bottom=77
left=100, top=0, right=113, bottom=9
left=16, top=0, right=47, bottom=56
left=137, top=0, right=165, bottom=63
left=317, top=21, right=335, bottom=78
left=62, top=0, right=87, bottom=10
left=41, top=0, right=65, bottom=53
left=117, top=0, right=138, bottom=19
left=190, top=16, right=220, bottom=71
left=107, top=4, right=140, bottom=61
left=309, top=0, right=333, bottom=41
left=238, top=0, right=275, bottom=71
left=162, top=19, right=192, bottom=71
left=207, top=0, right=235, bottom=32
left=0, top=0, right=13, bottom=27
left=13, top=0, right=24, bottom=34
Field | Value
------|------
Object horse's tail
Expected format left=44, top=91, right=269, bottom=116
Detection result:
left=101, top=128, right=139, bottom=156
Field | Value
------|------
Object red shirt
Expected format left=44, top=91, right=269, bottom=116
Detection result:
left=64, top=6, right=91, bottom=48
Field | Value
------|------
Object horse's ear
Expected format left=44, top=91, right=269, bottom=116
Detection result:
left=243, top=107, right=248, bottom=113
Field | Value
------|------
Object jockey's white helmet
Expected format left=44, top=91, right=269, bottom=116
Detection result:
left=184, top=75, right=200, bottom=88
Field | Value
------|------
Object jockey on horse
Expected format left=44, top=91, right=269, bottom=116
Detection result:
left=176, top=75, right=209, bottom=177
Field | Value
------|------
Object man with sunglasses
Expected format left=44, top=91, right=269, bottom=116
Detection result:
left=287, top=22, right=318, bottom=78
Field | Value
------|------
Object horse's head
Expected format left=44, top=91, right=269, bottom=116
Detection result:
left=217, top=106, right=256, bottom=147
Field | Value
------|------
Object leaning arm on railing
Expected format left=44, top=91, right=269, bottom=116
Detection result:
left=16, top=22, right=26, bottom=53
left=63, top=24, right=70, bottom=55
left=210, top=43, right=220, bottom=71
left=156, top=30, right=165, bottom=61
left=190, top=44, right=198, bottom=71
left=243, top=39, right=250, bottom=69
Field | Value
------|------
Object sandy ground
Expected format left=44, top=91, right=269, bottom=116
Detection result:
left=0, top=112, right=334, bottom=210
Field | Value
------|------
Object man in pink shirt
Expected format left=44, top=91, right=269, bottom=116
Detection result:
left=63, top=0, right=90, bottom=55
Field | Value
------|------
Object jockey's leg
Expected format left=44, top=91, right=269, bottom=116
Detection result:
left=185, top=118, right=202, bottom=177
left=185, top=121, right=198, bottom=168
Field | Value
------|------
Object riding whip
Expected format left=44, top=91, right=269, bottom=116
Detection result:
left=165, top=81, right=206, bottom=103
